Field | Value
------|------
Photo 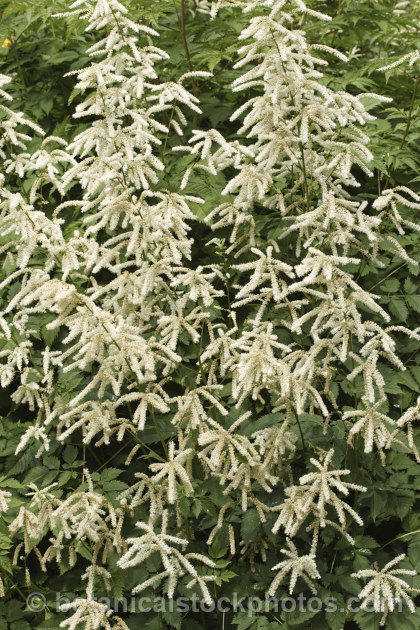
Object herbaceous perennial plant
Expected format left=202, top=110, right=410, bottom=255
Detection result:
left=0, top=0, right=419, bottom=628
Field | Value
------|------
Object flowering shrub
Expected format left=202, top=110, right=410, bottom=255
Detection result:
left=0, top=1, right=419, bottom=629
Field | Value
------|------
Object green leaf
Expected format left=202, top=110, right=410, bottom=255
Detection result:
left=381, top=278, right=400, bottom=292
left=410, top=366, right=420, bottom=386
left=102, top=480, right=128, bottom=493
left=58, top=470, right=73, bottom=486
left=62, top=445, right=78, bottom=465
left=100, top=468, right=123, bottom=482
left=240, top=509, right=260, bottom=544
left=209, top=535, right=228, bottom=559
left=192, top=499, right=201, bottom=518
left=232, top=612, right=257, bottom=630
left=325, top=595, right=347, bottom=630
left=389, top=491, right=415, bottom=519
left=242, top=412, right=287, bottom=436
left=337, top=575, right=362, bottom=596
left=398, top=371, right=419, bottom=392
left=215, top=559, right=231, bottom=568
left=284, top=606, right=320, bottom=626
left=371, top=488, right=387, bottom=522
left=162, top=609, right=182, bottom=630
left=43, top=455, right=60, bottom=470
left=404, top=277, right=417, bottom=294
left=406, top=295, right=420, bottom=313
left=353, top=609, right=382, bottom=630
left=384, top=608, right=420, bottom=630
left=0, top=477, right=23, bottom=489
left=8, top=445, right=38, bottom=475
left=354, top=536, right=379, bottom=550
left=41, top=322, right=60, bottom=347
left=0, top=555, right=12, bottom=574
left=35, top=616, right=63, bottom=630
left=388, top=299, right=408, bottom=321
left=408, top=540, right=420, bottom=571
left=22, top=466, right=46, bottom=486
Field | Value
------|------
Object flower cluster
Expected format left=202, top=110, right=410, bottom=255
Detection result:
left=0, top=0, right=418, bottom=627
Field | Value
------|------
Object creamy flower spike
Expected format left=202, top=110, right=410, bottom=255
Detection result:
left=0, top=0, right=419, bottom=625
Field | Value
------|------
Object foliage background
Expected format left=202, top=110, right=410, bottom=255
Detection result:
left=0, top=1, right=419, bottom=629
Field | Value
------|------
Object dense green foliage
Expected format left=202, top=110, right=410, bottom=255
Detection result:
left=0, top=1, right=419, bottom=630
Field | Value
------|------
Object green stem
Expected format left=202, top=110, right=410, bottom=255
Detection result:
left=299, top=141, right=311, bottom=212
left=86, top=444, right=102, bottom=466
left=368, top=263, right=406, bottom=292
left=151, top=407, right=168, bottom=458
left=179, top=0, right=197, bottom=128
left=197, top=59, right=232, bottom=92
left=128, top=429, right=166, bottom=462
left=381, top=529, right=420, bottom=549
left=11, top=43, right=26, bottom=90
left=329, top=517, right=354, bottom=574
left=94, top=441, right=133, bottom=473
left=383, top=76, right=419, bottom=188
left=398, top=76, right=419, bottom=151
left=180, top=0, right=195, bottom=85
left=294, top=413, right=306, bottom=450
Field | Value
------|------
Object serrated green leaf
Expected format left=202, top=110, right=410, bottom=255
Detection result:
left=406, top=295, right=420, bottom=313
left=388, top=299, right=408, bottom=321
left=240, top=509, right=260, bottom=544
left=100, top=468, right=123, bottom=482
left=354, top=536, right=379, bottom=549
